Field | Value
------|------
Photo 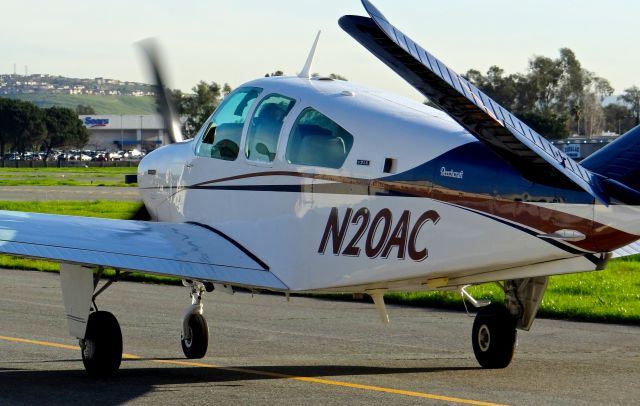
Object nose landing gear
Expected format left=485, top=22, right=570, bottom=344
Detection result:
left=180, top=280, right=212, bottom=359
left=181, top=313, right=209, bottom=359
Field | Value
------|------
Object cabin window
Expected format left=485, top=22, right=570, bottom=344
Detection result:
left=245, top=94, right=296, bottom=163
left=285, top=107, right=354, bottom=169
left=196, top=87, right=262, bottom=160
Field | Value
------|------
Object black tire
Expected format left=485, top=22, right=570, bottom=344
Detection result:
left=81, top=311, right=122, bottom=377
left=181, top=313, right=209, bottom=359
left=472, top=304, right=517, bottom=369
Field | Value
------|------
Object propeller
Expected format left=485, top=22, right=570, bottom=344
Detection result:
left=137, top=38, right=184, bottom=144
left=130, top=39, right=182, bottom=221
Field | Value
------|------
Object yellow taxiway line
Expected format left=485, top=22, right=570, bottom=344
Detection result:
left=0, top=334, right=506, bottom=406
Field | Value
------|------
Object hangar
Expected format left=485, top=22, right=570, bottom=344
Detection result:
left=80, top=115, right=170, bottom=151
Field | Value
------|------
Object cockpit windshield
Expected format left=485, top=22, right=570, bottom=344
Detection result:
left=196, top=87, right=262, bottom=161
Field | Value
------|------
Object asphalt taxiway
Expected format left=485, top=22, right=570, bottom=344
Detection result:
left=0, top=269, right=638, bottom=405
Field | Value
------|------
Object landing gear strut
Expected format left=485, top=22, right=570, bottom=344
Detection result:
left=471, top=304, right=517, bottom=369
left=180, top=280, right=211, bottom=359
left=465, top=277, right=548, bottom=368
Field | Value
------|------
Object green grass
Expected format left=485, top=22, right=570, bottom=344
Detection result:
left=0, top=200, right=143, bottom=218
left=0, top=255, right=59, bottom=272
left=5, top=94, right=156, bottom=115
left=380, top=261, right=640, bottom=325
left=0, top=167, right=136, bottom=186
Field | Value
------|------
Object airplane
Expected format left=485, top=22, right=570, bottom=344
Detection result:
left=1, top=0, right=639, bottom=376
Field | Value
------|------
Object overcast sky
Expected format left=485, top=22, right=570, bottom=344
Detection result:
left=2, top=0, right=638, bottom=101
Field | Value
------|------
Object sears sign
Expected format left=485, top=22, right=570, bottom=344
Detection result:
left=84, top=117, right=110, bottom=128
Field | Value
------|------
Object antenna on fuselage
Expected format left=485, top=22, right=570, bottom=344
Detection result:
left=298, top=30, right=321, bottom=79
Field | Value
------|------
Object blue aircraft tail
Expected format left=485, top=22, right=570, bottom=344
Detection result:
left=581, top=125, right=640, bottom=204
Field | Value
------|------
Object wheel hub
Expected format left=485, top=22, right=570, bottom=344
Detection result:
left=478, top=324, right=491, bottom=352
left=183, top=326, right=193, bottom=348
left=81, top=339, right=96, bottom=359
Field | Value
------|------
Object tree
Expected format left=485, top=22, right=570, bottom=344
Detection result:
left=42, top=107, right=89, bottom=160
left=464, top=48, right=622, bottom=138
left=0, top=98, right=12, bottom=156
left=603, top=103, right=634, bottom=134
left=329, top=73, right=348, bottom=81
left=576, top=76, right=613, bottom=136
left=526, top=55, right=563, bottom=113
left=265, top=70, right=284, bottom=77
left=465, top=58, right=570, bottom=138
left=0, top=98, right=45, bottom=156
left=76, top=104, right=96, bottom=115
left=465, top=67, right=521, bottom=110
left=519, top=111, right=569, bottom=139
left=556, top=48, right=588, bottom=113
left=593, top=77, right=614, bottom=102
left=621, top=86, right=640, bottom=126
left=171, top=81, right=231, bottom=137
left=579, top=93, right=605, bottom=136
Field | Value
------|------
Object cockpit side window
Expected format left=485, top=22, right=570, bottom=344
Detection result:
left=196, top=87, right=262, bottom=161
left=245, top=94, right=296, bottom=163
left=285, top=107, right=354, bottom=169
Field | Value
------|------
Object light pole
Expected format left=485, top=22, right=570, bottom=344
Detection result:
left=120, top=115, right=123, bottom=150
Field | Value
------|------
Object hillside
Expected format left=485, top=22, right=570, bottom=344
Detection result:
left=4, top=94, right=156, bottom=115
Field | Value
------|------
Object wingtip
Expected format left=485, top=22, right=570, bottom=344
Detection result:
left=361, top=0, right=389, bottom=23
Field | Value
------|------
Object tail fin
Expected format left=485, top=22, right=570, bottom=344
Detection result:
left=581, top=125, right=640, bottom=204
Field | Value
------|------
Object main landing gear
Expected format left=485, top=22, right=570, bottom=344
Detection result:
left=81, top=311, right=123, bottom=377
left=59, top=264, right=215, bottom=377
left=59, top=264, right=124, bottom=377
left=471, top=304, right=516, bottom=369
left=463, top=276, right=548, bottom=369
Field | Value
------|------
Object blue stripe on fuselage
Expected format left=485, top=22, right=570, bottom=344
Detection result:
left=382, top=141, right=594, bottom=204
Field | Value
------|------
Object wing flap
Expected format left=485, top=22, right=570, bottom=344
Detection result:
left=612, top=240, right=640, bottom=258
left=340, top=0, right=608, bottom=204
left=0, top=211, right=287, bottom=290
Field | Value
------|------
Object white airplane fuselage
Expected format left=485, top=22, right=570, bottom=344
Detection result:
left=137, top=76, right=640, bottom=292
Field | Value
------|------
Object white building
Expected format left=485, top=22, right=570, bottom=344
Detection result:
left=80, top=115, right=170, bottom=151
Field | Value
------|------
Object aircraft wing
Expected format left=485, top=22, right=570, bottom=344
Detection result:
left=0, top=210, right=287, bottom=290
left=340, top=0, right=608, bottom=204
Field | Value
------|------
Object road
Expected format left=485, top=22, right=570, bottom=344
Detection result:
left=0, top=171, right=128, bottom=184
left=0, top=269, right=638, bottom=405
left=0, top=186, right=141, bottom=201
